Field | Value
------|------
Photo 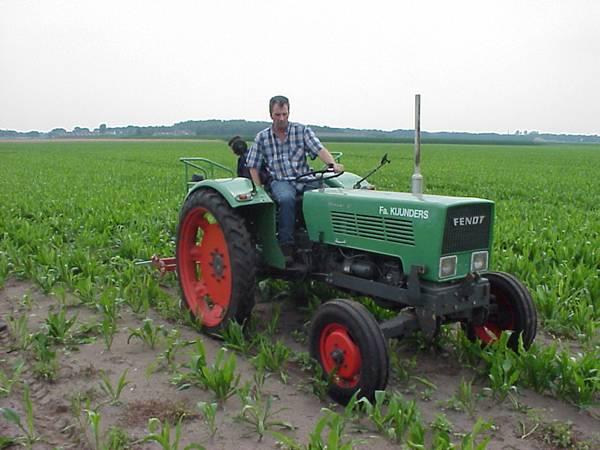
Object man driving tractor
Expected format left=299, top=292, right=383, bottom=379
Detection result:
left=246, top=95, right=343, bottom=265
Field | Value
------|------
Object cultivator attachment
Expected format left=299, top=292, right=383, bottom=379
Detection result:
left=135, top=254, right=176, bottom=274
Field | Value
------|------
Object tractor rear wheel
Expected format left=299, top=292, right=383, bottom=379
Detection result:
left=467, top=271, right=537, bottom=351
left=309, top=299, right=389, bottom=404
left=176, top=189, right=255, bottom=334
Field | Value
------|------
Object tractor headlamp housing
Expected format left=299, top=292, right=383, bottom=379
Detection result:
left=439, top=255, right=457, bottom=278
left=470, top=251, right=488, bottom=272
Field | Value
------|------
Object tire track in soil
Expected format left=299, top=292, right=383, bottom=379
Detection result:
left=0, top=330, right=81, bottom=449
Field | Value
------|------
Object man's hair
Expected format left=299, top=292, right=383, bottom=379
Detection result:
left=227, top=136, right=248, bottom=156
left=269, top=95, right=289, bottom=114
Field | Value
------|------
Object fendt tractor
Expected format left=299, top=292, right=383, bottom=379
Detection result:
left=149, top=98, right=537, bottom=404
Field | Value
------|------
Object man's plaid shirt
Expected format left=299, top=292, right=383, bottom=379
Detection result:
left=246, top=122, right=323, bottom=183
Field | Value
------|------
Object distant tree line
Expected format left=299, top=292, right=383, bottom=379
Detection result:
left=1, top=119, right=600, bottom=144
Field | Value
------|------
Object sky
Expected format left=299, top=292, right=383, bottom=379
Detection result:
left=1, top=0, right=599, bottom=135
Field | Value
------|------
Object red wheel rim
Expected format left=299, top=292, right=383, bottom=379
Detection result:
left=178, top=207, right=232, bottom=328
left=319, top=323, right=361, bottom=388
left=472, top=289, right=516, bottom=344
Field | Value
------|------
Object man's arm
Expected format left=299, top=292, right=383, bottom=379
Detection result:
left=246, top=134, right=264, bottom=186
left=318, top=148, right=344, bottom=173
left=249, top=168, right=262, bottom=187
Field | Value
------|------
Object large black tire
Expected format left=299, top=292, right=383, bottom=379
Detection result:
left=176, top=189, right=255, bottom=334
left=467, top=271, right=537, bottom=351
left=309, top=299, right=389, bottom=404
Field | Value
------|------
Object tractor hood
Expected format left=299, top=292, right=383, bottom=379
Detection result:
left=303, top=188, right=495, bottom=282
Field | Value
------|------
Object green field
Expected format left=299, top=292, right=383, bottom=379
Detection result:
left=1, top=140, right=598, bottom=340
left=1, top=140, right=599, bottom=447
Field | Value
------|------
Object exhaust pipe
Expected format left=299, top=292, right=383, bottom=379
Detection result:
left=411, top=94, right=424, bottom=195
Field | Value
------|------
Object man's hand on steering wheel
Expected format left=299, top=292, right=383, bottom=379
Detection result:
left=295, top=165, right=345, bottom=183
left=330, top=162, right=344, bottom=173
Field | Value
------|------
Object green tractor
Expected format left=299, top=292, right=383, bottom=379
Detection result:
left=170, top=147, right=536, bottom=404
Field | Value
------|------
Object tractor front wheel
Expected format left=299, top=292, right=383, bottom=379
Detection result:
left=309, top=299, right=389, bottom=404
left=176, top=189, right=255, bottom=334
left=467, top=271, right=537, bottom=351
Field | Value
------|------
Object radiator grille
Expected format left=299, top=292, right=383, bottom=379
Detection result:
left=331, top=211, right=415, bottom=245
left=442, top=204, right=492, bottom=254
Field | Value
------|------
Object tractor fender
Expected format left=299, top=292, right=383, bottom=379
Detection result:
left=185, top=179, right=285, bottom=269
left=185, top=178, right=275, bottom=208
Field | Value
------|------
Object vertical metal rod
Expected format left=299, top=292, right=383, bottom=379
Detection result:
left=411, top=94, right=424, bottom=194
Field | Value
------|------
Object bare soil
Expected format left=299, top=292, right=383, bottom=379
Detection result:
left=1, top=278, right=598, bottom=449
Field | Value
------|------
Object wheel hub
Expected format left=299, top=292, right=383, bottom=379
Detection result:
left=330, top=348, right=344, bottom=365
left=320, top=325, right=361, bottom=383
left=209, top=250, right=226, bottom=280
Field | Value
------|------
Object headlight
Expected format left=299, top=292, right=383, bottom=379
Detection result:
left=471, top=251, right=488, bottom=272
left=439, top=255, right=457, bottom=278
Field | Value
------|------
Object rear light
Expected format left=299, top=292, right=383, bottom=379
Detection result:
left=235, top=193, right=252, bottom=201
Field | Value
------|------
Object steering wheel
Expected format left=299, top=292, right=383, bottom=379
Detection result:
left=295, top=167, right=345, bottom=183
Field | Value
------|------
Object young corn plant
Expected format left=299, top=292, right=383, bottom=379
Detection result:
left=86, top=409, right=103, bottom=450
left=142, top=417, right=205, bottom=450
left=175, top=344, right=240, bottom=403
left=98, top=369, right=130, bottom=406
left=31, top=332, right=59, bottom=381
left=553, top=348, right=600, bottom=407
left=97, top=289, right=123, bottom=351
left=266, top=304, right=281, bottom=336
left=44, top=307, right=77, bottom=345
left=128, top=318, right=167, bottom=349
left=405, top=421, right=426, bottom=449
left=237, top=379, right=294, bottom=441
left=386, top=394, right=421, bottom=444
left=100, top=316, right=117, bottom=352
left=274, top=409, right=356, bottom=450
left=219, top=320, right=255, bottom=355
left=0, top=360, right=24, bottom=397
left=149, top=330, right=195, bottom=374
left=20, top=293, right=34, bottom=310
left=172, top=340, right=207, bottom=388
left=7, top=314, right=32, bottom=351
left=445, top=378, right=477, bottom=416
left=251, top=338, right=291, bottom=383
left=0, top=386, right=40, bottom=448
left=196, top=401, right=218, bottom=438
left=358, top=390, right=421, bottom=444
left=480, top=332, right=521, bottom=401
left=102, top=427, right=130, bottom=450
left=199, top=348, right=240, bottom=403
left=459, top=418, right=493, bottom=450
left=516, top=340, right=558, bottom=393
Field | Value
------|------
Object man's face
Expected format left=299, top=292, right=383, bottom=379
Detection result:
left=270, top=103, right=289, bottom=132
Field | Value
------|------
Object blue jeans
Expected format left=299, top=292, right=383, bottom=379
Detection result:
left=270, top=180, right=318, bottom=245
